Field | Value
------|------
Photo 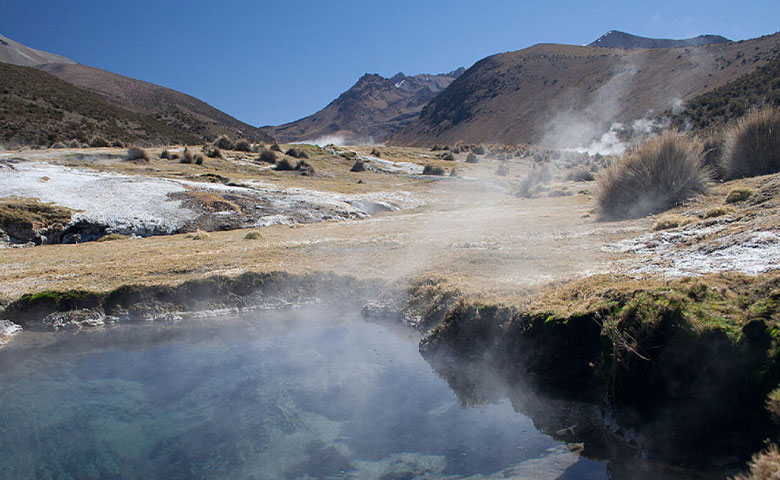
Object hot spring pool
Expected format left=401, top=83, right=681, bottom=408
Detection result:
left=0, top=309, right=610, bottom=479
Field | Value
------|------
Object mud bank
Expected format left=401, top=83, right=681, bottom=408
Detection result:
left=408, top=274, right=780, bottom=474
left=0, top=272, right=384, bottom=335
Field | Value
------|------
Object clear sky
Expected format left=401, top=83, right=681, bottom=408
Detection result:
left=2, top=0, right=778, bottom=127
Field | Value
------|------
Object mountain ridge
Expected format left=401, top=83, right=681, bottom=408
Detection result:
left=589, top=30, right=731, bottom=49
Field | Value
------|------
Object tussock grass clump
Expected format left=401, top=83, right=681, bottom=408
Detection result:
left=126, top=146, right=149, bottom=162
left=234, top=139, right=252, bottom=152
left=566, top=169, right=595, bottom=182
left=258, top=148, right=277, bottom=164
left=495, top=164, right=508, bottom=176
left=724, top=108, right=780, bottom=179
left=111, top=140, right=125, bottom=148
left=732, top=443, right=780, bottom=480
left=50, top=142, right=66, bottom=149
left=180, top=147, right=194, bottom=164
left=726, top=188, right=753, bottom=203
left=652, top=215, right=693, bottom=231
left=466, top=153, right=479, bottom=163
left=244, top=231, right=263, bottom=240
left=213, top=135, right=234, bottom=150
left=270, top=143, right=282, bottom=152
left=439, top=152, right=455, bottom=161
left=274, top=158, right=294, bottom=170
left=194, top=154, right=204, bottom=165
left=350, top=160, right=366, bottom=172
left=203, top=146, right=222, bottom=158
left=422, top=164, right=445, bottom=175
left=473, top=145, right=486, bottom=155
left=285, top=147, right=309, bottom=159
left=597, top=132, right=710, bottom=219
left=89, top=137, right=110, bottom=148
left=186, top=230, right=210, bottom=240
left=702, top=207, right=732, bottom=219
left=67, top=139, right=81, bottom=148
left=294, top=160, right=314, bottom=176
left=370, top=148, right=381, bottom=157
left=160, top=149, right=171, bottom=160
left=97, top=233, right=130, bottom=242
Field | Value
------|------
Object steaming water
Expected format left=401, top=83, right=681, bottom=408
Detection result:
left=0, top=310, right=608, bottom=479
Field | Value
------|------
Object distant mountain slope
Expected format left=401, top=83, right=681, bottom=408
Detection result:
left=37, top=63, right=273, bottom=142
left=391, top=33, right=780, bottom=147
left=266, top=69, right=465, bottom=144
left=0, top=33, right=76, bottom=67
left=0, top=33, right=272, bottom=143
left=589, top=30, right=730, bottom=49
left=669, top=53, right=780, bottom=130
left=0, top=63, right=201, bottom=147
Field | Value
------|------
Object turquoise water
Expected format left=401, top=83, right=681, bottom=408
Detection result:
left=0, top=310, right=607, bottom=479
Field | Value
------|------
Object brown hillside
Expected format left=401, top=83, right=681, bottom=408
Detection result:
left=391, top=33, right=780, bottom=147
left=37, top=63, right=273, bottom=143
left=266, top=69, right=464, bottom=143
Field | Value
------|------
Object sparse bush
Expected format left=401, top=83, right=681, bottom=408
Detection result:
left=258, top=148, right=277, bottom=164
left=270, top=143, right=282, bottom=152
left=275, top=158, right=294, bottom=170
left=126, top=146, right=149, bottom=162
left=244, top=231, right=263, bottom=240
left=350, top=160, right=366, bottom=172
left=732, top=443, right=780, bottom=480
left=234, top=139, right=252, bottom=152
left=161, top=149, right=171, bottom=160
left=597, top=132, right=710, bottom=219
left=422, top=164, right=445, bottom=175
left=702, top=207, right=732, bottom=219
left=111, top=140, right=125, bottom=148
left=204, top=146, right=222, bottom=158
left=566, top=169, right=595, bottom=182
left=652, top=215, right=692, bottom=231
left=180, top=147, right=194, bottom=164
left=186, top=230, right=210, bottom=240
left=213, top=135, right=234, bottom=150
left=370, top=148, right=381, bottom=157
left=50, top=142, right=66, bottom=149
left=285, top=147, right=309, bottom=159
left=726, top=188, right=753, bottom=203
left=89, top=136, right=110, bottom=148
left=724, top=108, right=780, bottom=179
left=294, top=160, right=314, bottom=176
left=473, top=145, right=486, bottom=155
left=466, top=153, right=479, bottom=163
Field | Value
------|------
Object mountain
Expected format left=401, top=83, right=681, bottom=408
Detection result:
left=589, top=30, right=730, bottom=49
left=390, top=32, right=780, bottom=147
left=265, top=68, right=465, bottom=144
left=0, top=33, right=272, bottom=144
left=0, top=63, right=202, bottom=147
left=0, top=33, right=76, bottom=67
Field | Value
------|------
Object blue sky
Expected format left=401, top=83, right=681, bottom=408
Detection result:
left=2, top=1, right=778, bottom=127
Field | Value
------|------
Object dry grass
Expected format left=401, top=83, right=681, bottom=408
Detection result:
left=732, top=444, right=780, bottom=480
left=727, top=188, right=753, bottom=203
left=725, top=108, right=780, bottom=179
left=597, top=132, right=710, bottom=219
left=652, top=214, right=693, bottom=231
left=126, top=146, right=149, bottom=162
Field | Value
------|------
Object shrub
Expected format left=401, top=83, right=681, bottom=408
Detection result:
left=180, top=147, right=194, bottom=164
left=258, top=148, right=277, bottom=164
left=195, top=154, right=204, bottom=165
left=285, top=147, right=309, bottom=159
left=213, top=135, right=234, bottom=150
left=566, top=169, right=595, bottom=182
left=597, top=132, right=710, bottom=219
left=160, top=149, right=171, bottom=160
left=270, top=143, right=282, bottom=152
left=89, top=136, right=110, bottom=148
left=204, top=146, right=222, bottom=158
left=294, top=160, right=314, bottom=176
left=234, top=139, right=252, bottom=152
left=422, top=164, right=445, bottom=175
left=370, top=148, right=381, bottom=157
left=473, top=145, right=486, bottom=155
left=652, top=215, right=692, bottom=231
left=724, top=108, right=780, bottom=179
left=466, top=153, right=479, bottom=163
left=126, top=146, right=149, bottom=162
left=350, top=160, right=366, bottom=172
left=726, top=188, right=753, bottom=203
left=275, top=158, right=294, bottom=170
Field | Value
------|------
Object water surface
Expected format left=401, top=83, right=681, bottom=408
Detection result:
left=0, top=309, right=607, bottom=479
